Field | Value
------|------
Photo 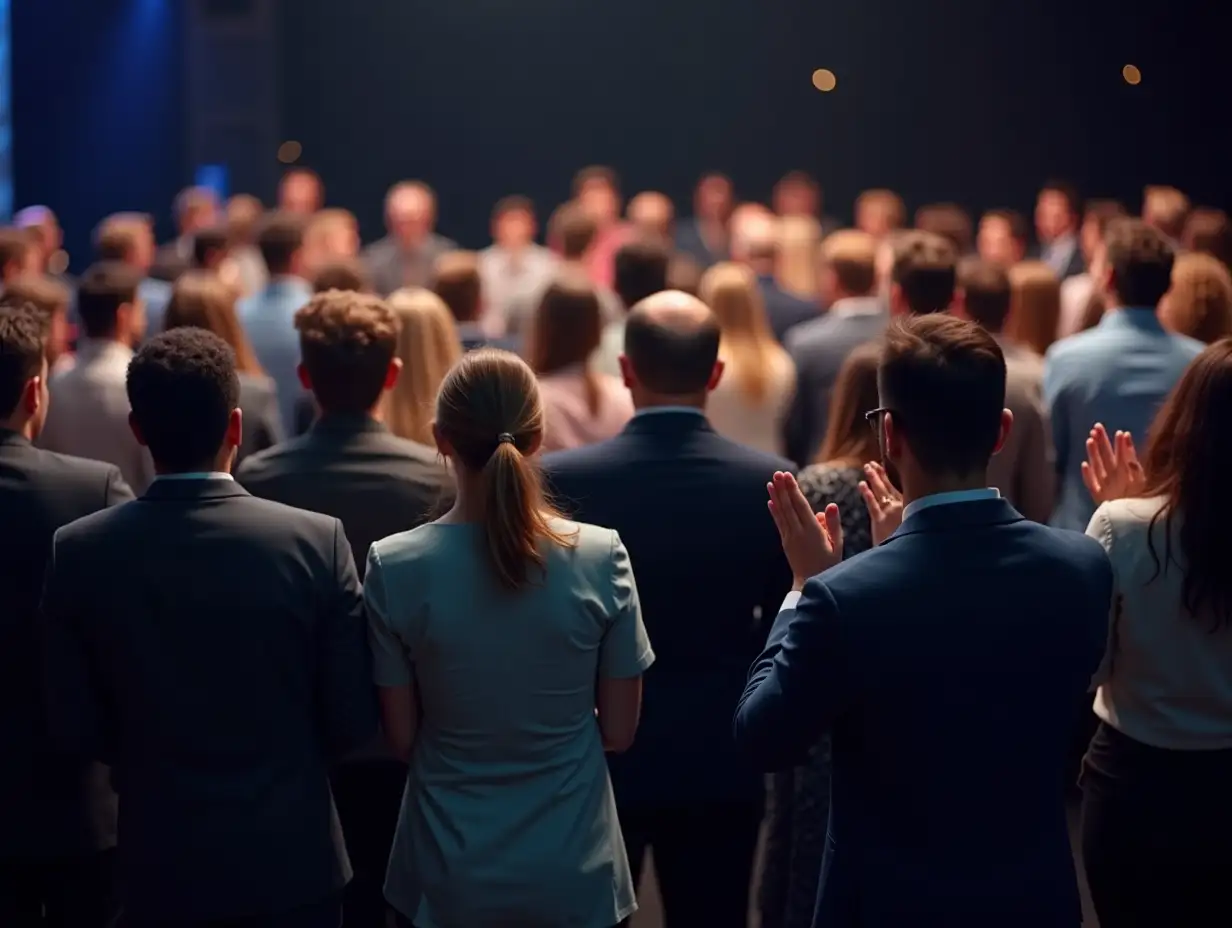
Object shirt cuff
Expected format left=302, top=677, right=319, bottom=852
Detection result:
left=780, top=591, right=802, bottom=613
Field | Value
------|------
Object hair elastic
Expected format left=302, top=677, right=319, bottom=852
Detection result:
left=497, top=433, right=516, bottom=445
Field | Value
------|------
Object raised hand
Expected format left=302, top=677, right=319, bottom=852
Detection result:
left=1081, top=423, right=1145, bottom=504
left=858, top=462, right=905, bottom=545
left=767, top=471, right=844, bottom=591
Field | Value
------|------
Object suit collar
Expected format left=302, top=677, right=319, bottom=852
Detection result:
left=141, top=476, right=249, bottom=503
left=623, top=407, right=712, bottom=438
left=311, top=413, right=388, bottom=437
left=883, top=496, right=1024, bottom=543
left=1099, top=307, right=1165, bottom=334
left=0, top=428, right=30, bottom=447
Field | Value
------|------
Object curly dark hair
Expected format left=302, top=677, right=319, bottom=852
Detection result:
left=126, top=328, right=239, bottom=471
left=0, top=300, right=46, bottom=417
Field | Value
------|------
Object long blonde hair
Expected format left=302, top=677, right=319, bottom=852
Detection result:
left=164, top=270, right=265, bottom=376
left=700, top=262, right=790, bottom=403
left=1007, top=261, right=1061, bottom=355
left=436, top=350, right=575, bottom=590
left=1162, top=252, right=1232, bottom=344
left=384, top=288, right=462, bottom=445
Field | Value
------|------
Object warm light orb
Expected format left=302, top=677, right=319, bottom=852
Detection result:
left=812, top=68, right=837, bottom=92
left=1122, top=64, right=1142, bottom=86
left=277, top=140, right=303, bottom=164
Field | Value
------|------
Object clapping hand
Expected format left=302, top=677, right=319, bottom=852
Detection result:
left=1082, top=423, right=1144, bottom=504
left=767, top=472, right=844, bottom=591
left=858, top=462, right=905, bottom=545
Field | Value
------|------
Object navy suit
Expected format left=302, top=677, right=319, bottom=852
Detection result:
left=736, top=497, right=1112, bottom=928
left=543, top=409, right=792, bottom=927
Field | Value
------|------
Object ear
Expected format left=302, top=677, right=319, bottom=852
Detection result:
left=224, top=407, right=243, bottom=451
left=128, top=411, right=148, bottom=447
left=431, top=421, right=452, bottom=459
left=884, top=411, right=905, bottom=459
left=22, top=376, right=43, bottom=415
left=296, top=362, right=313, bottom=391
left=707, top=358, right=725, bottom=392
left=384, top=357, right=403, bottom=391
left=618, top=354, right=636, bottom=391
left=991, top=408, right=1014, bottom=456
left=889, top=282, right=907, bottom=317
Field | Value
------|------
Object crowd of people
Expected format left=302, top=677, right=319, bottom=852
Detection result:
left=1, top=165, right=1230, bottom=928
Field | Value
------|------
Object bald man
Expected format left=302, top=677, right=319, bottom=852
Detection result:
left=729, top=208, right=819, bottom=343
left=543, top=291, right=793, bottom=928
left=627, top=192, right=675, bottom=241
left=361, top=181, right=458, bottom=296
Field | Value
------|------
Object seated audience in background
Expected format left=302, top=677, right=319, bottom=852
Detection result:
left=1181, top=207, right=1231, bottom=268
left=854, top=189, right=906, bottom=240
left=238, top=290, right=451, bottom=928
left=163, top=271, right=283, bottom=461
left=303, top=209, right=360, bottom=276
left=366, top=350, right=652, bottom=928
left=225, top=193, right=269, bottom=297
left=528, top=274, right=633, bottom=452
left=382, top=288, right=463, bottom=445
left=573, top=165, right=630, bottom=289
left=544, top=292, right=792, bottom=928
left=1034, top=180, right=1086, bottom=280
left=1159, top=252, right=1232, bottom=343
left=666, top=251, right=703, bottom=296
left=278, top=166, right=324, bottom=216
left=627, top=191, right=675, bottom=241
left=1078, top=346, right=1232, bottom=928
left=41, top=328, right=377, bottom=928
left=957, top=259, right=1054, bottom=523
left=675, top=171, right=734, bottom=268
left=776, top=215, right=821, bottom=299
left=433, top=250, right=517, bottom=353
left=759, top=341, right=880, bottom=928
left=729, top=210, right=817, bottom=343
left=914, top=202, right=973, bottom=255
left=1059, top=200, right=1126, bottom=338
left=94, top=212, right=172, bottom=335
left=889, top=229, right=959, bottom=316
left=1007, top=260, right=1062, bottom=356
left=977, top=209, right=1029, bottom=266
left=592, top=236, right=671, bottom=376
left=151, top=186, right=220, bottom=282
left=0, top=300, right=132, bottom=928
left=478, top=196, right=558, bottom=336
left=364, top=181, right=458, bottom=296
left=2, top=274, right=72, bottom=371
left=13, top=206, right=67, bottom=277
left=700, top=262, right=796, bottom=455
left=39, top=262, right=153, bottom=492
left=238, top=211, right=313, bottom=431
left=192, top=225, right=231, bottom=274
left=0, top=226, right=41, bottom=282
left=523, top=202, right=622, bottom=335
left=738, top=314, right=1112, bottom=927
left=311, top=257, right=371, bottom=294
left=1044, top=219, right=1204, bottom=531
left=772, top=170, right=839, bottom=239
left=783, top=229, right=884, bottom=466
left=1141, top=185, right=1189, bottom=246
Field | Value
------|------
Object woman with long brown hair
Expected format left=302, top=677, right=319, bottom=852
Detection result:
left=699, top=262, right=796, bottom=455
left=759, top=342, right=880, bottom=928
left=364, top=350, right=652, bottom=928
left=162, top=270, right=283, bottom=460
left=1079, top=340, right=1232, bottom=926
left=1006, top=260, right=1062, bottom=356
left=1159, top=251, right=1232, bottom=344
left=528, top=273, right=633, bottom=452
left=383, top=287, right=462, bottom=446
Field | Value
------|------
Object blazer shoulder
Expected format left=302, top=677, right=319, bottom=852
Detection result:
left=541, top=436, right=624, bottom=475
left=704, top=432, right=794, bottom=474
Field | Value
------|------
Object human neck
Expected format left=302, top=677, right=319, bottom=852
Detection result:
left=899, top=468, right=989, bottom=507
left=153, top=448, right=234, bottom=477
left=443, top=469, right=485, bottom=523
left=632, top=392, right=707, bottom=412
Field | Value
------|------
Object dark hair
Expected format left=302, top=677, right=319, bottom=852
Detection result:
left=0, top=227, right=33, bottom=276
left=572, top=165, right=619, bottom=198
left=527, top=274, right=604, bottom=414
left=2, top=275, right=70, bottom=324
left=433, top=251, right=482, bottom=323
left=892, top=230, right=958, bottom=315
left=76, top=261, right=142, bottom=338
left=95, top=213, right=151, bottom=262
left=1183, top=208, right=1232, bottom=268
left=817, top=341, right=882, bottom=466
left=1085, top=199, right=1127, bottom=235
left=0, top=300, right=46, bottom=417
left=126, top=328, right=240, bottom=471
left=256, top=211, right=307, bottom=275
left=1104, top=218, right=1175, bottom=309
left=959, top=258, right=1012, bottom=332
left=435, top=350, right=574, bottom=590
left=551, top=204, right=598, bottom=260
left=492, top=195, right=534, bottom=223
left=295, top=290, right=400, bottom=414
left=820, top=229, right=878, bottom=296
left=879, top=314, right=1006, bottom=476
left=982, top=209, right=1029, bottom=245
left=624, top=300, right=721, bottom=395
left=914, top=203, right=973, bottom=254
left=192, top=226, right=230, bottom=268
left=613, top=238, right=670, bottom=309
left=1139, top=339, right=1232, bottom=628
left=312, top=258, right=371, bottom=294
left=1041, top=180, right=1082, bottom=219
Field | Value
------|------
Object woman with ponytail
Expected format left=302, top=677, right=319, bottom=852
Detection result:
left=365, top=348, right=653, bottom=928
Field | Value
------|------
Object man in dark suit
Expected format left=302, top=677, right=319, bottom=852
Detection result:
left=238, top=290, right=452, bottom=928
left=730, top=209, right=818, bottom=343
left=1035, top=180, right=1086, bottom=281
left=0, top=300, right=133, bottom=926
left=543, top=291, right=793, bottom=927
left=737, top=314, right=1111, bottom=927
left=40, top=328, right=377, bottom=927
left=674, top=172, right=734, bottom=269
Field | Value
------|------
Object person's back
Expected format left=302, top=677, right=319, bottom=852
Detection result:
left=41, top=329, right=376, bottom=925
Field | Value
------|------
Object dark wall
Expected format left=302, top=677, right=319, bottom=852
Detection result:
left=281, top=0, right=1227, bottom=248
left=12, top=0, right=185, bottom=270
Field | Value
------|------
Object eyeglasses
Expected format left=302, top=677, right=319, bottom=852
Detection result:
left=864, top=407, right=897, bottom=431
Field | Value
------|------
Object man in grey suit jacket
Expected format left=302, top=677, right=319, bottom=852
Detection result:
left=41, top=329, right=377, bottom=927
left=39, top=262, right=155, bottom=492
left=362, top=181, right=457, bottom=296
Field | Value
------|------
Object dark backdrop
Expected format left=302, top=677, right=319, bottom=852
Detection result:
left=281, top=0, right=1228, bottom=248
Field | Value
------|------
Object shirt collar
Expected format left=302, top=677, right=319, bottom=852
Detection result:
left=74, top=338, right=134, bottom=364
left=633, top=406, right=706, bottom=419
left=152, top=472, right=235, bottom=482
left=902, top=487, right=1000, bottom=520
left=829, top=296, right=884, bottom=318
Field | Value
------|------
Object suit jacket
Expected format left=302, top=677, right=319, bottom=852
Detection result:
left=783, top=300, right=888, bottom=467
left=0, top=432, right=132, bottom=858
left=759, top=274, right=819, bottom=345
left=238, top=276, right=314, bottom=433
left=236, top=371, right=285, bottom=464
left=236, top=414, right=452, bottom=579
left=543, top=409, right=793, bottom=806
left=736, top=498, right=1112, bottom=927
left=40, top=477, right=377, bottom=921
left=362, top=233, right=458, bottom=297
left=675, top=217, right=729, bottom=269
left=39, top=338, right=155, bottom=493
left=1035, top=235, right=1085, bottom=282
left=987, top=337, right=1054, bottom=523
left=1044, top=308, right=1203, bottom=531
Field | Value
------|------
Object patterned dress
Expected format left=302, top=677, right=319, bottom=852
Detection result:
left=758, top=464, right=873, bottom=928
